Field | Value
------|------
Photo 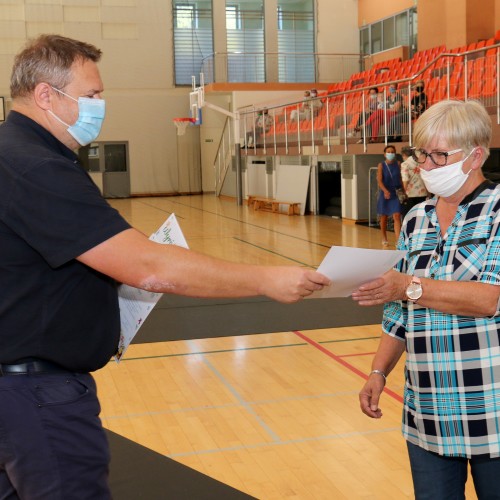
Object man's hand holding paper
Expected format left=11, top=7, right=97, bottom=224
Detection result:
left=310, top=246, right=405, bottom=299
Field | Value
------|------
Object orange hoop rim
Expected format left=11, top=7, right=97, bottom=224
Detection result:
left=173, top=117, right=196, bottom=123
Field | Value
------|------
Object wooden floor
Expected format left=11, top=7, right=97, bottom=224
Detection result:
left=95, top=195, right=478, bottom=499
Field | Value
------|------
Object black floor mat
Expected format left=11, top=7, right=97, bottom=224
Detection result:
left=108, top=430, right=256, bottom=500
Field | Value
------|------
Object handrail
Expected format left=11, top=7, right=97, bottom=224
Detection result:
left=213, top=43, right=500, bottom=198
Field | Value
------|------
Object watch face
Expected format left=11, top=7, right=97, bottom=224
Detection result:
left=407, top=283, right=422, bottom=300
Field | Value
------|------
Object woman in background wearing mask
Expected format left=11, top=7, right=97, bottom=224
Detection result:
left=376, top=145, right=403, bottom=246
left=354, top=100, right=500, bottom=499
left=411, top=79, right=427, bottom=118
left=365, top=84, right=402, bottom=143
left=354, top=87, right=380, bottom=144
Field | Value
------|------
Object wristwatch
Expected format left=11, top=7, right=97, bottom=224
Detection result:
left=406, top=276, right=423, bottom=302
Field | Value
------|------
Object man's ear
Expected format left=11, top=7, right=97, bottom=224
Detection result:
left=33, top=82, right=53, bottom=110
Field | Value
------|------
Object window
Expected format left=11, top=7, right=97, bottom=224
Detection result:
left=226, top=1, right=265, bottom=82
left=226, top=5, right=241, bottom=30
left=360, top=8, right=415, bottom=56
left=176, top=4, right=196, bottom=29
left=383, top=17, right=395, bottom=51
left=173, top=0, right=213, bottom=85
left=277, top=0, right=315, bottom=82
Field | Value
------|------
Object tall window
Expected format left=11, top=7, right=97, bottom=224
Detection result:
left=277, top=0, right=315, bottom=82
left=226, top=1, right=265, bottom=82
left=360, top=8, right=414, bottom=56
left=173, top=1, right=213, bottom=85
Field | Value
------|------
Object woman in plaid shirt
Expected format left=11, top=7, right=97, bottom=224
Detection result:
left=353, top=100, right=500, bottom=499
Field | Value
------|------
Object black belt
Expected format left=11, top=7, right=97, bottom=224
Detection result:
left=0, top=359, right=70, bottom=376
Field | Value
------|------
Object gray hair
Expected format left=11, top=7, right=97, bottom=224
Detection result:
left=413, top=100, right=491, bottom=161
left=10, top=34, right=102, bottom=98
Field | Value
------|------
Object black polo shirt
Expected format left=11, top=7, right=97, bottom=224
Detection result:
left=0, top=111, right=131, bottom=372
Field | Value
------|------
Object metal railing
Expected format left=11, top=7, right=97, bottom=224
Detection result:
left=234, top=44, right=500, bottom=155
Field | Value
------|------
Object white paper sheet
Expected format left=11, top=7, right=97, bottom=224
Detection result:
left=310, top=246, right=406, bottom=298
left=114, top=214, right=189, bottom=361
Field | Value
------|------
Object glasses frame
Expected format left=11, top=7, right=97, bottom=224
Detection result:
left=411, top=148, right=463, bottom=167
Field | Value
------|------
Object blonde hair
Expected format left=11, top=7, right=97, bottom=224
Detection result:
left=413, top=100, right=491, bottom=161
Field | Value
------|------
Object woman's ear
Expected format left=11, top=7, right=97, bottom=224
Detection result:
left=471, top=147, right=485, bottom=170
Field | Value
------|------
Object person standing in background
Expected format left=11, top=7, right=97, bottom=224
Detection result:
left=400, top=145, right=429, bottom=219
left=376, top=145, right=403, bottom=246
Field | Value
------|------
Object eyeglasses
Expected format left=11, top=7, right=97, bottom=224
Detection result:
left=411, top=148, right=463, bottom=167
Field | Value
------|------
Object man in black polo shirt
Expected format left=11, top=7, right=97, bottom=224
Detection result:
left=0, top=35, right=329, bottom=498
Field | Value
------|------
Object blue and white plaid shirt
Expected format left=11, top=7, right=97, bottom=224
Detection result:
left=383, top=181, right=500, bottom=458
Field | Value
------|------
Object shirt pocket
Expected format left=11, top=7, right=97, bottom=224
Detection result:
left=452, top=236, right=488, bottom=281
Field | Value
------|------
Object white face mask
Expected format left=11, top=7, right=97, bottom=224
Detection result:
left=419, top=149, right=475, bottom=197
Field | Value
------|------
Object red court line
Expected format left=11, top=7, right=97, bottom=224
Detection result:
left=293, top=330, right=404, bottom=403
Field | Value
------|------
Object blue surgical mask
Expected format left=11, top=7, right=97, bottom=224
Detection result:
left=385, top=153, right=396, bottom=161
left=389, top=88, right=396, bottom=94
left=49, top=87, right=106, bottom=146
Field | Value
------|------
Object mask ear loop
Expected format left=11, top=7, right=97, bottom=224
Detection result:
left=463, top=147, right=477, bottom=175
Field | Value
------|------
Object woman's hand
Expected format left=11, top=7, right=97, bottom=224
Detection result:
left=359, top=375, right=386, bottom=418
left=384, top=190, right=391, bottom=200
left=351, top=270, right=410, bottom=306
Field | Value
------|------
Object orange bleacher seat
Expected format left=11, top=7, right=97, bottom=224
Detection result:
left=482, top=72, right=497, bottom=98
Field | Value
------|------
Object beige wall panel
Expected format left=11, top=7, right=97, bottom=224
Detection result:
left=98, top=36, right=169, bottom=89
left=0, top=0, right=23, bottom=6
left=358, top=0, right=413, bottom=26
left=98, top=91, right=189, bottom=195
left=62, top=22, right=102, bottom=42
left=25, top=5, right=63, bottom=22
left=25, top=0, right=58, bottom=4
left=445, top=0, right=467, bottom=49
left=0, top=20, right=25, bottom=38
left=62, top=0, right=99, bottom=5
left=316, top=0, right=358, bottom=56
left=102, top=0, right=136, bottom=6
left=465, top=0, right=495, bottom=43
left=26, top=22, right=64, bottom=38
left=0, top=4, right=24, bottom=20
left=63, top=5, right=99, bottom=22
left=101, top=6, right=136, bottom=23
left=0, top=39, right=25, bottom=58
left=102, top=23, right=138, bottom=39
left=25, top=0, right=58, bottom=5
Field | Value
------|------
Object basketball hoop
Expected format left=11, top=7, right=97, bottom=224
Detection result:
left=173, top=117, right=195, bottom=136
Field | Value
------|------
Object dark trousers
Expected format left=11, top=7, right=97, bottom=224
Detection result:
left=0, top=372, right=111, bottom=499
left=407, top=441, right=500, bottom=499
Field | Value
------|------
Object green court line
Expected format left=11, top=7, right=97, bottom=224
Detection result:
left=116, top=336, right=379, bottom=363
left=135, top=197, right=330, bottom=249
left=233, top=237, right=313, bottom=266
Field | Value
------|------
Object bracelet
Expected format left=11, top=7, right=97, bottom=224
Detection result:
left=370, top=369, right=387, bottom=383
